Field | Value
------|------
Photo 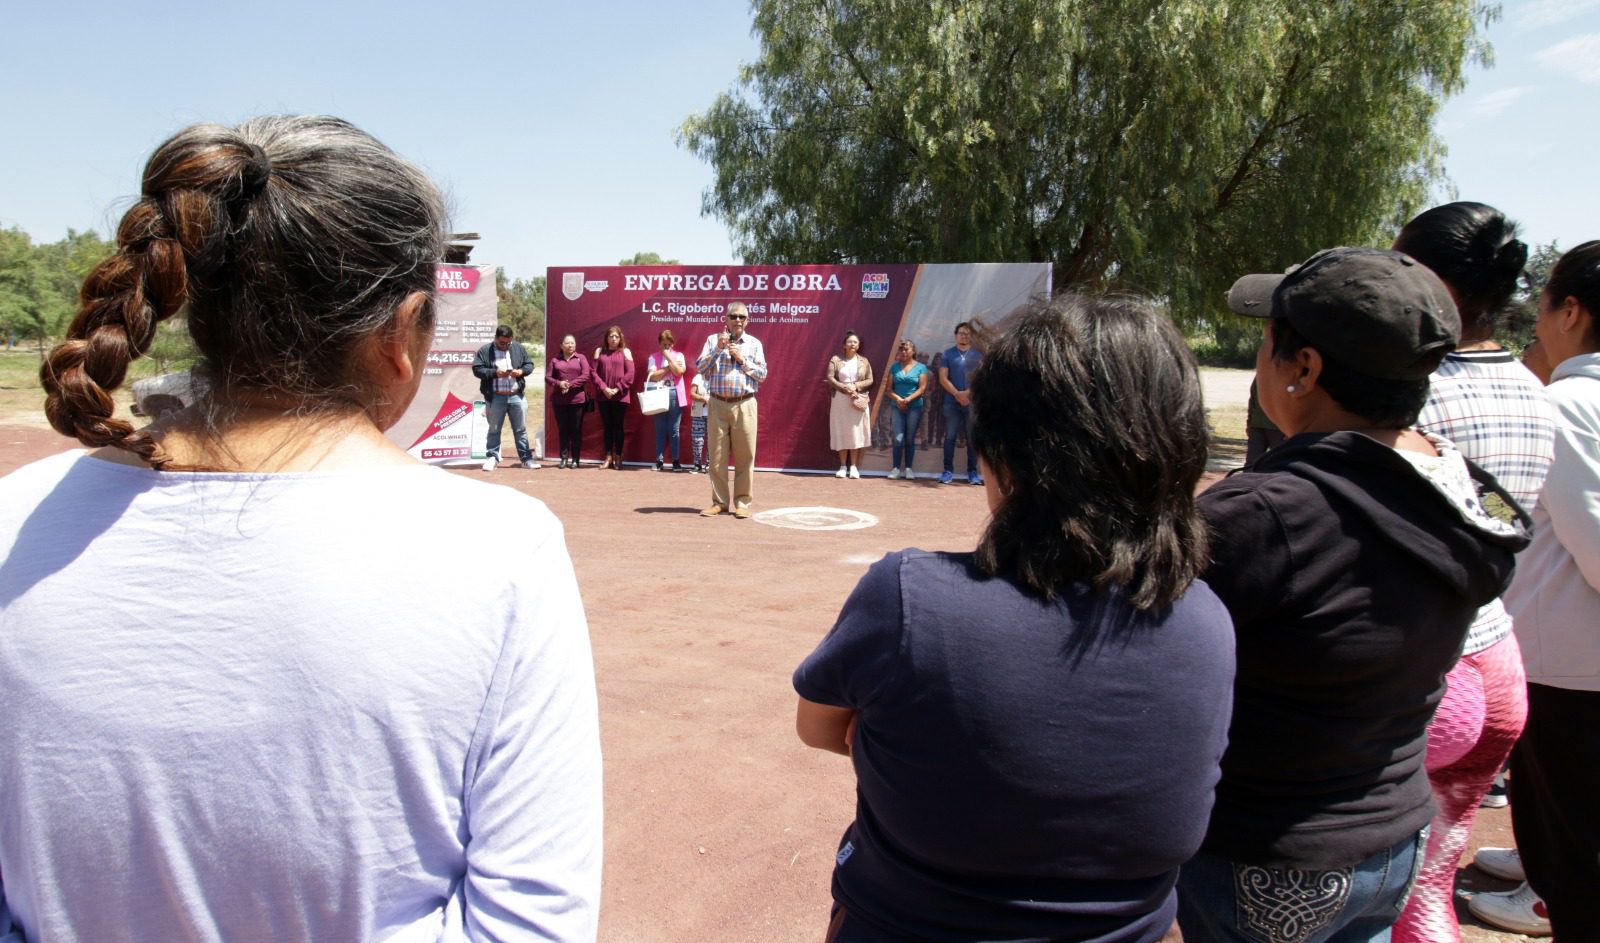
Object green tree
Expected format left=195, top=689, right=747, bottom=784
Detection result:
left=681, top=0, right=1490, bottom=350
left=0, top=228, right=52, bottom=350
left=0, top=226, right=116, bottom=351
left=1523, top=240, right=1561, bottom=305
left=1496, top=239, right=1563, bottom=352
left=618, top=251, right=680, bottom=266
left=497, top=271, right=546, bottom=342
left=0, top=228, right=31, bottom=347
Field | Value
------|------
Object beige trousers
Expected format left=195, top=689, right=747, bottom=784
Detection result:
left=707, top=396, right=758, bottom=511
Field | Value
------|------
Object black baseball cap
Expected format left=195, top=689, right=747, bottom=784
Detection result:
left=1226, top=247, right=1460, bottom=380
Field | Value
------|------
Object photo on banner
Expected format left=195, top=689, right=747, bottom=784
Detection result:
left=546, top=263, right=1050, bottom=474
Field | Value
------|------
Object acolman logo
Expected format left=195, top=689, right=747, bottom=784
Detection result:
left=861, top=273, right=890, bottom=299
left=583, top=279, right=610, bottom=293
left=562, top=271, right=585, bottom=301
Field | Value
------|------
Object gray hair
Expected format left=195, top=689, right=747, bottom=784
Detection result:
left=43, top=115, right=448, bottom=466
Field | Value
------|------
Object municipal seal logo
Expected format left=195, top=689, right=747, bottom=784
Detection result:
left=562, top=271, right=585, bottom=301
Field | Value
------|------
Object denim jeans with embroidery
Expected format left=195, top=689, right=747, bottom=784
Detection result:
left=1176, top=829, right=1424, bottom=943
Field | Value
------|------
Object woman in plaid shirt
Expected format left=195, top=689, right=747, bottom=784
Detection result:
left=1392, top=202, right=1556, bottom=943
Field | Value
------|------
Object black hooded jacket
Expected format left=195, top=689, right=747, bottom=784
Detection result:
left=1198, top=431, right=1529, bottom=868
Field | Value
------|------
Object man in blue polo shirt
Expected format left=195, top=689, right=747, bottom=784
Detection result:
left=938, top=321, right=982, bottom=485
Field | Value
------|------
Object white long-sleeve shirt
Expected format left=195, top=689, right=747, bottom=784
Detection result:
left=1506, top=352, right=1600, bottom=691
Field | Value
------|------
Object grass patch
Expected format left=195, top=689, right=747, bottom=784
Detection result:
left=0, top=345, right=174, bottom=428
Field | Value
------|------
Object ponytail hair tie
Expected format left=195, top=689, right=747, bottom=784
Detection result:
left=239, top=142, right=273, bottom=199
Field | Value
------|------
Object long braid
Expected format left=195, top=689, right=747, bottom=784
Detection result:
left=40, top=133, right=270, bottom=468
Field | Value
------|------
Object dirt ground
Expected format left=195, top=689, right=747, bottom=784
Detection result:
left=0, top=418, right=1537, bottom=941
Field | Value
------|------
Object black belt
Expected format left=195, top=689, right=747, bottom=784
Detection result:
left=711, top=392, right=755, bottom=404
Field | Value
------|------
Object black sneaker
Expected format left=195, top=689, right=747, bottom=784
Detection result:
left=655, top=460, right=664, bottom=471
left=672, top=461, right=684, bottom=472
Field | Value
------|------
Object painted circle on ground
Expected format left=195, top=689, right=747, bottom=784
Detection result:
left=752, top=506, right=879, bottom=531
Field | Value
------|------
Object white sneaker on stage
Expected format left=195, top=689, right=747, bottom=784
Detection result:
left=887, top=468, right=902, bottom=479
left=848, top=467, right=860, bottom=479
left=904, top=469, right=915, bottom=480
left=519, top=460, right=539, bottom=470
left=481, top=457, right=497, bottom=472
left=835, top=466, right=848, bottom=478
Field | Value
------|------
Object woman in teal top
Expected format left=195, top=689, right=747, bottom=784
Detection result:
left=887, top=339, right=932, bottom=479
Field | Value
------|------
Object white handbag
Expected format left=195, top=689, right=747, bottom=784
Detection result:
left=638, top=383, right=671, bottom=416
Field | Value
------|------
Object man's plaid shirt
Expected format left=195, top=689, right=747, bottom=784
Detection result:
left=696, top=331, right=767, bottom=398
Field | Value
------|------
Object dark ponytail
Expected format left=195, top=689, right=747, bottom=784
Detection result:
left=1394, top=201, right=1527, bottom=340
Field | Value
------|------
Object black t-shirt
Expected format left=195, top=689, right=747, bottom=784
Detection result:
left=794, top=550, right=1235, bottom=942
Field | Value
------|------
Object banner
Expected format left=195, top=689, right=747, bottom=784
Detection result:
left=389, top=264, right=500, bottom=464
left=545, top=263, right=1050, bottom=474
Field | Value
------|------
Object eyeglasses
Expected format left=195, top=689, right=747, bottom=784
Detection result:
left=727, top=315, right=748, bottom=321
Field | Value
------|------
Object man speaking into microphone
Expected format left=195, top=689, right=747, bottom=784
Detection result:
left=696, top=302, right=768, bottom=519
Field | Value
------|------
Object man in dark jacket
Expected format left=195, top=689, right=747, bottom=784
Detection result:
left=472, top=325, right=538, bottom=471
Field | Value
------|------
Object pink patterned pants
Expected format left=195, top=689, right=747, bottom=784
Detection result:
left=1393, top=634, right=1527, bottom=943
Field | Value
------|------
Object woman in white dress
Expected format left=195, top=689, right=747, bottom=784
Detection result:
left=827, top=331, right=874, bottom=478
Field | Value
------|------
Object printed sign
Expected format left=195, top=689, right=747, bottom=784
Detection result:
left=546, top=263, right=1051, bottom=473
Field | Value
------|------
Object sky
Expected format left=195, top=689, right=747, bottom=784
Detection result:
left=2, top=0, right=1596, bottom=283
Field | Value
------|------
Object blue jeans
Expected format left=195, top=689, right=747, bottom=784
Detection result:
left=891, top=402, right=924, bottom=469
left=1176, top=831, right=1424, bottom=943
left=942, top=399, right=974, bottom=473
left=654, top=394, right=682, bottom=462
left=485, top=392, right=531, bottom=461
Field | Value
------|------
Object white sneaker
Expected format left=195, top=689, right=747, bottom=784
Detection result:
left=904, top=469, right=915, bottom=480
left=1473, top=847, right=1526, bottom=882
left=481, top=457, right=497, bottom=472
left=519, top=459, right=539, bottom=470
left=848, top=467, right=861, bottom=479
left=887, top=468, right=902, bottom=479
left=835, top=466, right=848, bottom=478
left=1468, top=882, right=1550, bottom=936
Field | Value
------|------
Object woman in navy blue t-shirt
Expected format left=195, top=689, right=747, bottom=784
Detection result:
left=794, top=296, right=1236, bottom=943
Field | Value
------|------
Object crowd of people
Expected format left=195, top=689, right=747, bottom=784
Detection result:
left=485, top=317, right=989, bottom=495
left=1, top=114, right=1596, bottom=943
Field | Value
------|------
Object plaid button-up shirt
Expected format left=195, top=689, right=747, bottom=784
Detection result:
left=696, top=331, right=767, bottom=398
left=1418, top=349, right=1556, bottom=653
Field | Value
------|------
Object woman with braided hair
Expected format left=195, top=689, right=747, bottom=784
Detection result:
left=0, top=117, right=601, bottom=942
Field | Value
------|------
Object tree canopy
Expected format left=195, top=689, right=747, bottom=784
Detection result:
left=681, top=0, right=1491, bottom=329
left=0, top=227, right=114, bottom=349
left=497, top=271, right=547, bottom=342
left=618, top=251, right=681, bottom=266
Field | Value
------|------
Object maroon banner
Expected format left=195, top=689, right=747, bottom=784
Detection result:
left=546, top=263, right=1050, bottom=473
